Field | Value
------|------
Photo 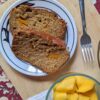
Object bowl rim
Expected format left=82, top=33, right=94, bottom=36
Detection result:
left=46, top=73, right=100, bottom=100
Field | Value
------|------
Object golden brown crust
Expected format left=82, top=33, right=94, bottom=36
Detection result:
left=15, top=50, right=69, bottom=73
left=10, top=5, right=69, bottom=73
left=12, top=29, right=69, bottom=73
left=9, top=4, right=67, bottom=39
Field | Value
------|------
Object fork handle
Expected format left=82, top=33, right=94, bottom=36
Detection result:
left=79, top=0, right=87, bottom=34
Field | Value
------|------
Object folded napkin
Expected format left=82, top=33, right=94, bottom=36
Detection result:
left=27, top=90, right=48, bottom=100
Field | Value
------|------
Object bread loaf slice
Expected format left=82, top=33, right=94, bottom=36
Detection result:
left=9, top=5, right=67, bottom=39
left=12, top=29, right=69, bottom=73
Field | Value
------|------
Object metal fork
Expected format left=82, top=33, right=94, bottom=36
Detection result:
left=79, top=0, right=94, bottom=63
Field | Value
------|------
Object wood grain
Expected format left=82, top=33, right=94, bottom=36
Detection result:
left=0, top=0, right=100, bottom=99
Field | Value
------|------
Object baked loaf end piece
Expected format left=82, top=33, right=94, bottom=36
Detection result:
left=9, top=5, right=67, bottom=39
left=12, top=29, right=69, bottom=73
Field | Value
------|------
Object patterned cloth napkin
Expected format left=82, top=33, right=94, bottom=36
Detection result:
left=0, top=0, right=7, bottom=5
left=0, top=0, right=100, bottom=99
left=0, top=67, right=22, bottom=100
left=94, top=0, right=100, bottom=13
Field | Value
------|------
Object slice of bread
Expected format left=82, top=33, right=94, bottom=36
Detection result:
left=9, top=5, right=67, bottom=39
left=12, top=29, right=69, bottom=73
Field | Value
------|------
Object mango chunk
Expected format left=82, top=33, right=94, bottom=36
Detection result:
left=67, top=93, right=78, bottom=100
left=82, top=89, right=98, bottom=100
left=54, top=77, right=76, bottom=93
left=75, top=76, right=95, bottom=93
left=79, top=94, right=90, bottom=100
left=17, top=18, right=28, bottom=26
left=90, top=92, right=98, bottom=100
left=53, top=92, right=67, bottom=100
left=48, top=53, right=61, bottom=59
left=87, top=90, right=98, bottom=100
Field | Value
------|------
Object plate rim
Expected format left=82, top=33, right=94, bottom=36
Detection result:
left=0, top=0, right=78, bottom=76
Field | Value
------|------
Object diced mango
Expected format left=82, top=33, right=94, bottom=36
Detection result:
left=17, top=18, right=28, bottom=26
left=75, top=76, right=95, bottom=93
left=53, top=76, right=98, bottom=100
left=67, top=93, right=78, bottom=100
left=53, top=92, right=67, bottom=100
left=79, top=94, right=90, bottom=100
left=90, top=92, right=98, bottom=100
left=54, top=83, right=69, bottom=92
left=84, top=89, right=98, bottom=100
left=48, top=53, right=61, bottom=59
left=54, top=77, right=76, bottom=93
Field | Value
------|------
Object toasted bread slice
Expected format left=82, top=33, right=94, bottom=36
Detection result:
left=9, top=5, right=67, bottom=39
left=12, top=29, right=69, bottom=73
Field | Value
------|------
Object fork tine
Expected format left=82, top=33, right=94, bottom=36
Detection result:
left=90, top=47, right=94, bottom=62
left=87, top=46, right=92, bottom=62
left=84, top=47, right=90, bottom=62
left=81, top=45, right=94, bottom=63
left=81, top=47, right=87, bottom=63
left=88, top=47, right=93, bottom=62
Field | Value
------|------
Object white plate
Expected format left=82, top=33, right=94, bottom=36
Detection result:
left=0, top=0, right=77, bottom=76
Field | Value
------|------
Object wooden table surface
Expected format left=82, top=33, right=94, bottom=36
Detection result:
left=0, top=0, right=100, bottom=99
